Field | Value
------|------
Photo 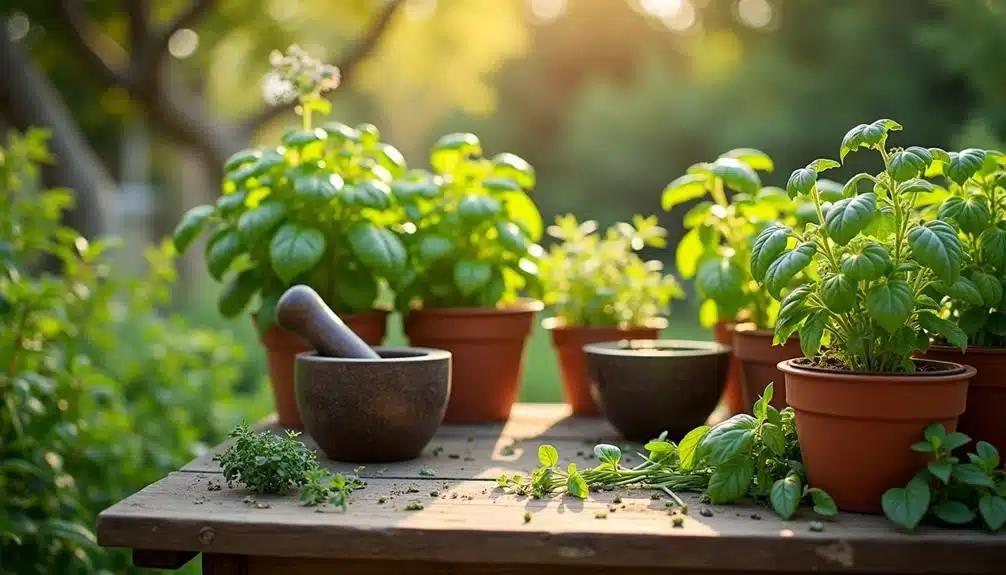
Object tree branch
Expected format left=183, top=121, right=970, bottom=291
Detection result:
left=240, top=0, right=406, bottom=132
left=125, top=0, right=151, bottom=53
left=52, top=0, right=129, bottom=86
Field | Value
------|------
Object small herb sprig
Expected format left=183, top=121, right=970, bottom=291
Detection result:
left=883, top=425, right=1006, bottom=531
left=215, top=425, right=320, bottom=495
left=498, top=385, right=836, bottom=520
left=299, top=467, right=366, bottom=511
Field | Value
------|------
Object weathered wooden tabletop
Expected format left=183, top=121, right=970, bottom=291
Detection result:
left=97, top=404, right=1004, bottom=575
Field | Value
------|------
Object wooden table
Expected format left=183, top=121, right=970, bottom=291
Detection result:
left=97, top=404, right=1004, bottom=575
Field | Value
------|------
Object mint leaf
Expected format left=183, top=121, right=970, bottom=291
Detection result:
left=538, top=445, right=559, bottom=467
left=751, top=224, right=791, bottom=282
left=933, top=500, right=975, bottom=525
left=888, top=146, right=933, bottom=182
left=697, top=414, right=757, bottom=466
left=807, top=488, right=838, bottom=516
left=840, top=241, right=891, bottom=281
left=662, top=174, right=709, bottom=210
left=979, top=225, right=1006, bottom=268
left=979, top=495, right=1006, bottom=531
left=946, top=148, right=987, bottom=185
left=293, top=173, right=341, bottom=203
left=237, top=201, right=286, bottom=246
left=706, top=458, right=754, bottom=504
left=799, top=310, right=828, bottom=359
left=938, top=196, right=991, bottom=236
left=765, top=242, right=816, bottom=298
left=786, top=167, right=816, bottom=198
left=454, top=260, right=492, bottom=295
left=882, top=476, right=930, bottom=530
left=711, top=157, right=760, bottom=194
left=824, top=192, right=876, bottom=245
left=206, top=230, right=244, bottom=281
left=172, top=204, right=214, bottom=252
left=347, top=222, right=406, bottom=275
left=677, top=425, right=709, bottom=471
left=908, top=220, right=963, bottom=283
left=918, top=312, right=968, bottom=351
left=770, top=473, right=802, bottom=520
left=867, top=279, right=913, bottom=333
left=821, top=273, right=856, bottom=313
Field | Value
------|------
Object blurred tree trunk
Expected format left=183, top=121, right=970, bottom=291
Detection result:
left=0, top=25, right=114, bottom=239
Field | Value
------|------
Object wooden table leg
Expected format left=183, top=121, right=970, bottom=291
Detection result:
left=203, top=553, right=249, bottom=575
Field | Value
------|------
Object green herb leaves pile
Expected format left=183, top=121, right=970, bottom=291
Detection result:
left=215, top=425, right=321, bottom=495
left=498, top=384, right=836, bottom=521
left=539, top=214, right=683, bottom=328
left=883, top=424, right=1005, bottom=531
left=299, top=467, right=366, bottom=511
left=753, top=119, right=970, bottom=371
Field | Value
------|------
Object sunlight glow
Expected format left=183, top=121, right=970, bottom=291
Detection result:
left=661, top=0, right=696, bottom=31
left=529, top=0, right=567, bottom=23
left=267, top=0, right=299, bottom=22
left=168, top=29, right=199, bottom=59
left=405, top=0, right=438, bottom=20
left=639, top=0, right=683, bottom=18
left=7, top=12, right=30, bottom=42
left=737, top=0, right=773, bottom=28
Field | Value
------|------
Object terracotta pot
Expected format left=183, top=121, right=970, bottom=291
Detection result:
left=730, top=325, right=802, bottom=411
left=584, top=340, right=730, bottom=441
left=919, top=346, right=1006, bottom=455
left=544, top=317, right=666, bottom=416
left=404, top=300, right=542, bottom=423
left=256, top=309, right=391, bottom=429
left=713, top=321, right=745, bottom=415
left=780, top=358, right=974, bottom=513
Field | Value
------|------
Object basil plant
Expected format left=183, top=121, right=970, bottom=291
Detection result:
left=924, top=149, right=1006, bottom=347
left=172, top=46, right=409, bottom=335
left=751, top=119, right=969, bottom=372
left=539, top=214, right=684, bottom=328
left=392, top=133, right=543, bottom=311
left=664, top=149, right=813, bottom=330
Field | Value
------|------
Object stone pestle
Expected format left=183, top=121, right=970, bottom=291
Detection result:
left=275, top=285, right=381, bottom=360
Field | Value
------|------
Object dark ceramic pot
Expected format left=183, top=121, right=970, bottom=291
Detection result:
left=295, top=347, right=451, bottom=462
left=584, top=340, right=731, bottom=442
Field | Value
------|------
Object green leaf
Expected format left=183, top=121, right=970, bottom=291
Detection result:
left=454, top=260, right=493, bottom=295
left=971, top=272, right=1003, bottom=308
left=952, top=464, right=996, bottom=488
left=496, top=222, right=527, bottom=253
left=430, top=132, right=481, bottom=174
left=458, top=195, right=501, bottom=223
left=946, top=148, right=987, bottom=185
left=840, top=119, right=902, bottom=159
left=417, top=234, right=453, bottom=262
left=711, top=157, right=760, bottom=194
left=322, top=121, right=360, bottom=142
left=933, top=500, right=976, bottom=525
left=483, top=177, right=521, bottom=192
left=764, top=242, right=816, bottom=298
left=256, top=287, right=281, bottom=336
left=172, top=204, right=214, bottom=252
left=334, top=271, right=378, bottom=312
left=961, top=308, right=990, bottom=337
left=841, top=172, right=875, bottom=197
left=867, top=279, right=913, bottom=333
left=218, top=268, right=260, bottom=318
left=753, top=382, right=774, bottom=421
left=342, top=181, right=392, bottom=209
left=216, top=190, right=248, bottom=215
left=943, top=431, right=971, bottom=451
left=698, top=414, right=757, bottom=466
left=706, top=459, right=754, bottom=504
left=809, top=158, right=841, bottom=173
left=786, top=167, right=816, bottom=198
left=774, top=285, right=812, bottom=344
left=938, top=196, right=991, bottom=235
left=567, top=473, right=589, bottom=499
left=677, top=425, right=709, bottom=471
left=269, top=224, right=326, bottom=283
left=347, top=222, right=406, bottom=275
left=988, top=313, right=1006, bottom=336
left=977, top=441, right=1000, bottom=467
left=491, top=152, right=535, bottom=189
left=908, top=220, right=963, bottom=283
left=807, top=488, right=838, bottom=516
left=824, top=193, right=876, bottom=245
left=927, top=460, right=953, bottom=483
left=695, top=257, right=744, bottom=304
left=770, top=473, right=802, bottom=520
left=294, top=173, right=341, bottom=203
left=720, top=147, right=774, bottom=172
left=376, top=143, right=407, bottom=178
left=662, top=174, right=709, bottom=210
left=224, top=149, right=261, bottom=172
left=821, top=273, right=856, bottom=313
left=882, top=476, right=930, bottom=530
left=500, top=190, right=543, bottom=241
left=934, top=276, right=984, bottom=306
left=896, top=178, right=936, bottom=195
left=282, top=127, right=327, bottom=148
left=538, top=445, right=559, bottom=467
left=918, top=312, right=968, bottom=351
left=675, top=228, right=705, bottom=279
left=750, top=224, right=791, bottom=282
left=979, top=225, right=1006, bottom=268
left=979, top=495, right=1006, bottom=531
left=206, top=230, right=243, bottom=281
left=761, top=422, right=785, bottom=456
left=39, top=519, right=97, bottom=548
left=799, top=310, right=829, bottom=358
left=888, top=146, right=933, bottom=182
left=594, top=444, right=621, bottom=466
left=237, top=201, right=286, bottom=246
left=683, top=201, right=714, bottom=228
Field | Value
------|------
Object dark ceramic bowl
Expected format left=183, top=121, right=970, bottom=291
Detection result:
left=294, top=346, right=451, bottom=462
left=584, top=339, right=731, bottom=442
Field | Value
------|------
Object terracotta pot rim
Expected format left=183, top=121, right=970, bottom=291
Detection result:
left=584, top=339, right=730, bottom=358
left=730, top=322, right=778, bottom=337
left=541, top=316, right=668, bottom=331
left=927, top=344, right=1006, bottom=356
left=407, top=299, right=544, bottom=317
left=778, top=357, right=976, bottom=382
left=295, top=346, right=450, bottom=364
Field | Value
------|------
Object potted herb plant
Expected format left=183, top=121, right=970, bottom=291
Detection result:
left=393, top=133, right=544, bottom=423
left=755, top=119, right=976, bottom=513
left=539, top=214, right=684, bottom=415
left=663, top=148, right=806, bottom=411
left=172, top=46, right=409, bottom=428
left=918, top=148, right=1006, bottom=454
